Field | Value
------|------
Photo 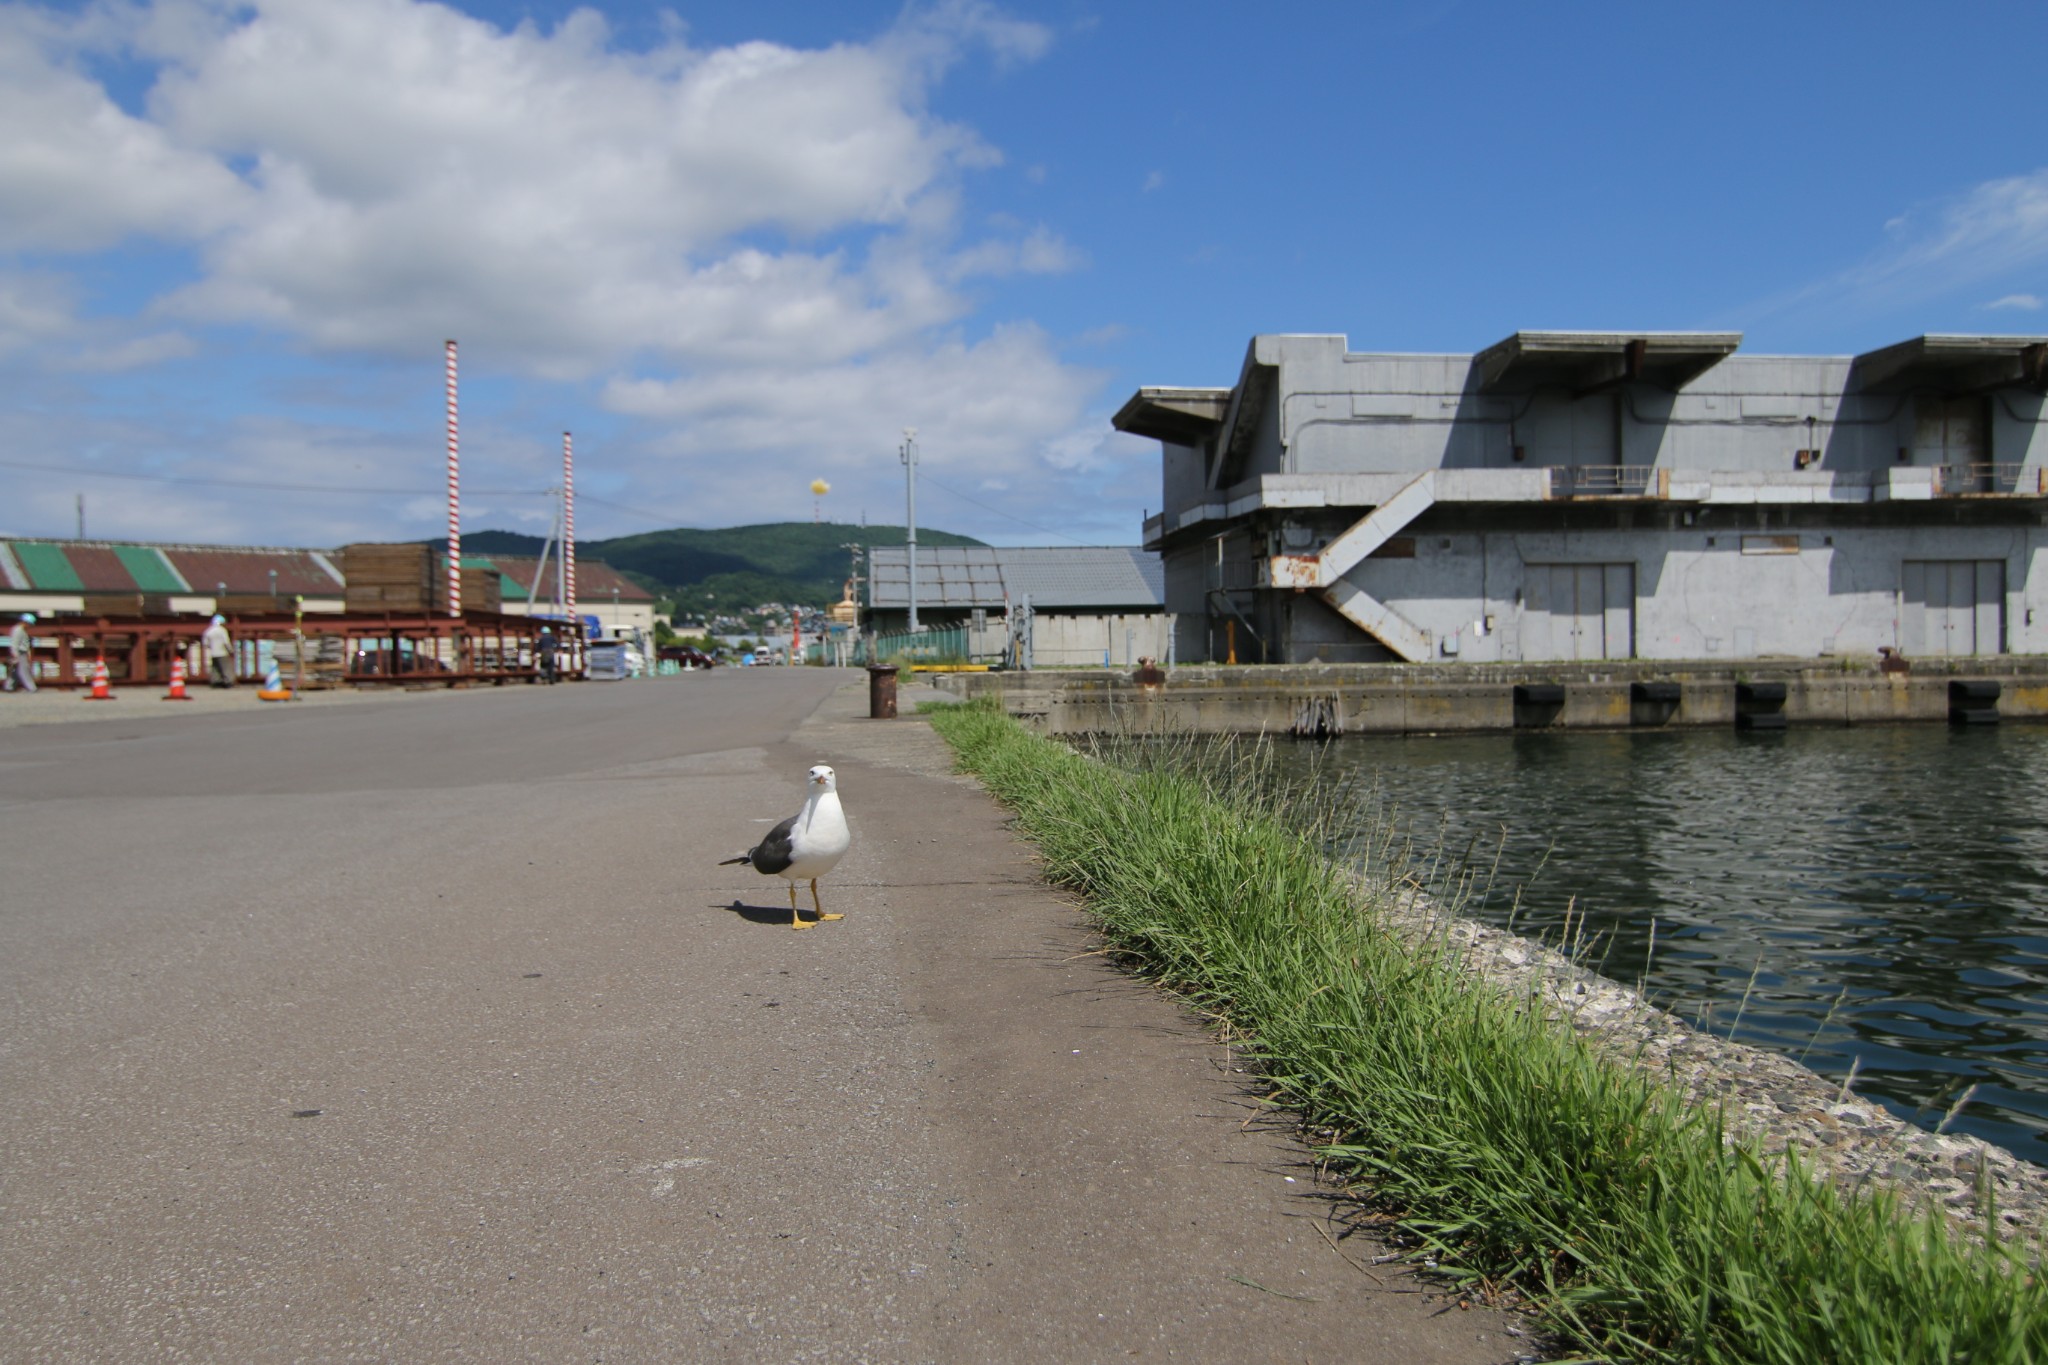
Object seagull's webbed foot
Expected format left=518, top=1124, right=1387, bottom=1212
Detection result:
left=789, top=884, right=813, bottom=930
left=811, top=880, right=843, bottom=922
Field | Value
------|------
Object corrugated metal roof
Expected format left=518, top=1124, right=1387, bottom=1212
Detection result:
left=10, top=542, right=85, bottom=591
left=164, top=547, right=345, bottom=595
left=867, top=546, right=1162, bottom=610
left=114, top=545, right=188, bottom=592
left=63, top=545, right=134, bottom=591
left=0, top=541, right=349, bottom=596
left=0, top=540, right=656, bottom=605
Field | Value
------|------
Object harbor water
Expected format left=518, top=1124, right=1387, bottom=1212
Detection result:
left=1261, top=724, right=2048, bottom=1166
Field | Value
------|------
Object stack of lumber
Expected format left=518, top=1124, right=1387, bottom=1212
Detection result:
left=340, top=543, right=442, bottom=613
left=80, top=593, right=175, bottom=617
left=460, top=566, right=502, bottom=612
left=339, top=544, right=501, bottom=613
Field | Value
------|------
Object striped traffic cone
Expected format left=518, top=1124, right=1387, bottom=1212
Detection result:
left=84, top=658, right=115, bottom=700
left=258, top=661, right=292, bottom=702
left=163, top=657, right=192, bottom=701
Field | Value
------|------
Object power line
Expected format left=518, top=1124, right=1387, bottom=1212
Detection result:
left=0, top=456, right=546, bottom=498
left=575, top=491, right=697, bottom=526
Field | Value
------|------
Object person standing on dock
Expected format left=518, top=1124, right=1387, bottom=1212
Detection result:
left=201, top=615, right=234, bottom=688
left=537, top=625, right=558, bottom=684
left=5, top=613, right=36, bottom=693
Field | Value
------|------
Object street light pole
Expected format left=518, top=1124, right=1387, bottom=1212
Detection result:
left=901, top=427, right=919, bottom=633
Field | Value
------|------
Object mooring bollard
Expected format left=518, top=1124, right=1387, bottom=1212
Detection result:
left=866, top=664, right=898, bottom=719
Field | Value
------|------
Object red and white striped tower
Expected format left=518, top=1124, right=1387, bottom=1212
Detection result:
left=444, top=339, right=461, bottom=617
left=562, top=430, right=576, bottom=622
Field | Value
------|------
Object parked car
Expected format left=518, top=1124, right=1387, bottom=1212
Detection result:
left=657, top=644, right=719, bottom=669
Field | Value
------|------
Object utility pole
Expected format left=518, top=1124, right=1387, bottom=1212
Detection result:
left=900, top=427, right=919, bottom=633
left=76, top=494, right=84, bottom=540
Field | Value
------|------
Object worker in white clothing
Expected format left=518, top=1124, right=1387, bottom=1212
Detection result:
left=201, top=614, right=235, bottom=688
left=5, top=613, right=36, bottom=693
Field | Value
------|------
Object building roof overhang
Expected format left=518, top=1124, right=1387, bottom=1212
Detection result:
left=1111, top=387, right=1232, bottom=444
left=1475, top=331, right=1744, bottom=394
left=1850, top=334, right=2048, bottom=394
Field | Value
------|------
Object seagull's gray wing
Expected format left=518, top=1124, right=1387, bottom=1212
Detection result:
left=740, top=814, right=798, bottom=875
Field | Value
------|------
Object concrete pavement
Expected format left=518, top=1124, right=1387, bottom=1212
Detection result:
left=0, top=671, right=1531, bottom=1362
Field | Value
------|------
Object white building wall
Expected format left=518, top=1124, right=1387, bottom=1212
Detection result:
left=1027, top=613, right=1176, bottom=668
left=1243, top=341, right=2048, bottom=485
left=1328, top=524, right=2048, bottom=662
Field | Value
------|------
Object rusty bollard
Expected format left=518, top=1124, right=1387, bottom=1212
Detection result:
left=866, top=664, right=899, bottom=719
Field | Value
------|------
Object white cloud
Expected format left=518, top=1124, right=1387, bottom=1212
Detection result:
left=60, top=330, right=199, bottom=371
left=1141, top=169, right=1165, bottom=193
left=0, top=5, right=250, bottom=251
left=0, top=268, right=194, bottom=370
left=124, top=0, right=1034, bottom=369
left=0, top=0, right=1142, bottom=546
left=595, top=322, right=1149, bottom=539
left=1747, top=168, right=2048, bottom=329
left=1, top=0, right=1067, bottom=373
left=0, top=270, right=77, bottom=355
left=1984, top=292, right=2042, bottom=311
left=1872, top=170, right=2048, bottom=284
left=945, top=225, right=1083, bottom=280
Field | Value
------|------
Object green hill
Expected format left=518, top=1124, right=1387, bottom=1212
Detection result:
left=442, top=522, right=984, bottom=614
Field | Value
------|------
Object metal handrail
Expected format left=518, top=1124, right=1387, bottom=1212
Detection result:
left=1549, top=465, right=1669, bottom=498
left=1933, top=463, right=2027, bottom=495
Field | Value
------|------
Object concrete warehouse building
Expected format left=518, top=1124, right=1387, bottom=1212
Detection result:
left=866, top=545, right=1170, bottom=666
left=1114, top=331, right=2048, bottom=665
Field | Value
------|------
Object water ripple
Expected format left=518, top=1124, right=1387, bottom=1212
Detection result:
left=1270, top=724, right=2048, bottom=1166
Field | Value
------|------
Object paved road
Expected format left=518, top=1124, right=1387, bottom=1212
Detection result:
left=0, top=673, right=1526, bottom=1362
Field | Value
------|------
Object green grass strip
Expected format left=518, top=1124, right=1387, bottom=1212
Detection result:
left=926, top=699, right=2045, bottom=1365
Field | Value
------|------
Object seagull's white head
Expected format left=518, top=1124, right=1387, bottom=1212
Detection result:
left=807, top=764, right=838, bottom=792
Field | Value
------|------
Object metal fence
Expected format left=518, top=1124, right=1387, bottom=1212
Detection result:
left=802, top=623, right=973, bottom=667
left=1934, top=463, right=2034, bottom=496
left=867, top=623, right=969, bottom=665
left=1549, top=465, right=1670, bottom=498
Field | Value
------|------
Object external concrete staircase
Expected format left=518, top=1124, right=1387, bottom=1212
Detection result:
left=1266, top=471, right=1438, bottom=661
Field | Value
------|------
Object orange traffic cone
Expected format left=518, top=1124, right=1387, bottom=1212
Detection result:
left=84, top=657, right=115, bottom=700
left=163, top=657, right=192, bottom=701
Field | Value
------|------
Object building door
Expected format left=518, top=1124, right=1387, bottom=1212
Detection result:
left=1914, top=396, right=1991, bottom=488
left=1523, top=563, right=1635, bottom=661
left=1901, top=560, right=2005, bottom=656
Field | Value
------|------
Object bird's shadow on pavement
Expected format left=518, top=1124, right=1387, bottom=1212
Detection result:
left=713, top=899, right=808, bottom=927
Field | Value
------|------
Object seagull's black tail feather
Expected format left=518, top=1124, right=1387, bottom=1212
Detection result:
left=718, top=853, right=751, bottom=867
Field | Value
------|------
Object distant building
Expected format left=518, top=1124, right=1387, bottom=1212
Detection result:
left=0, top=538, right=655, bottom=636
left=866, top=545, right=1171, bottom=667
left=1115, top=331, right=2048, bottom=664
left=0, top=539, right=346, bottom=617
left=455, top=553, right=655, bottom=637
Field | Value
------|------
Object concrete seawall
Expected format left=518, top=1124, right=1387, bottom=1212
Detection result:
left=931, top=657, right=2048, bottom=736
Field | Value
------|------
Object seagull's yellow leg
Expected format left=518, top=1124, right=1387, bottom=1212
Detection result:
left=789, top=880, right=813, bottom=931
left=812, top=879, right=843, bottom=922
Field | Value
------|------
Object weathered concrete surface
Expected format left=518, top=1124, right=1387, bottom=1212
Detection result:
left=0, top=671, right=1527, bottom=1362
left=936, top=657, right=2048, bottom=735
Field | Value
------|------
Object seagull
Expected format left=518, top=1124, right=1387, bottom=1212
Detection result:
left=721, top=764, right=852, bottom=931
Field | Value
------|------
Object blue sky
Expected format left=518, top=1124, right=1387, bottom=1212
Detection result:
left=4, top=0, right=2045, bottom=549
